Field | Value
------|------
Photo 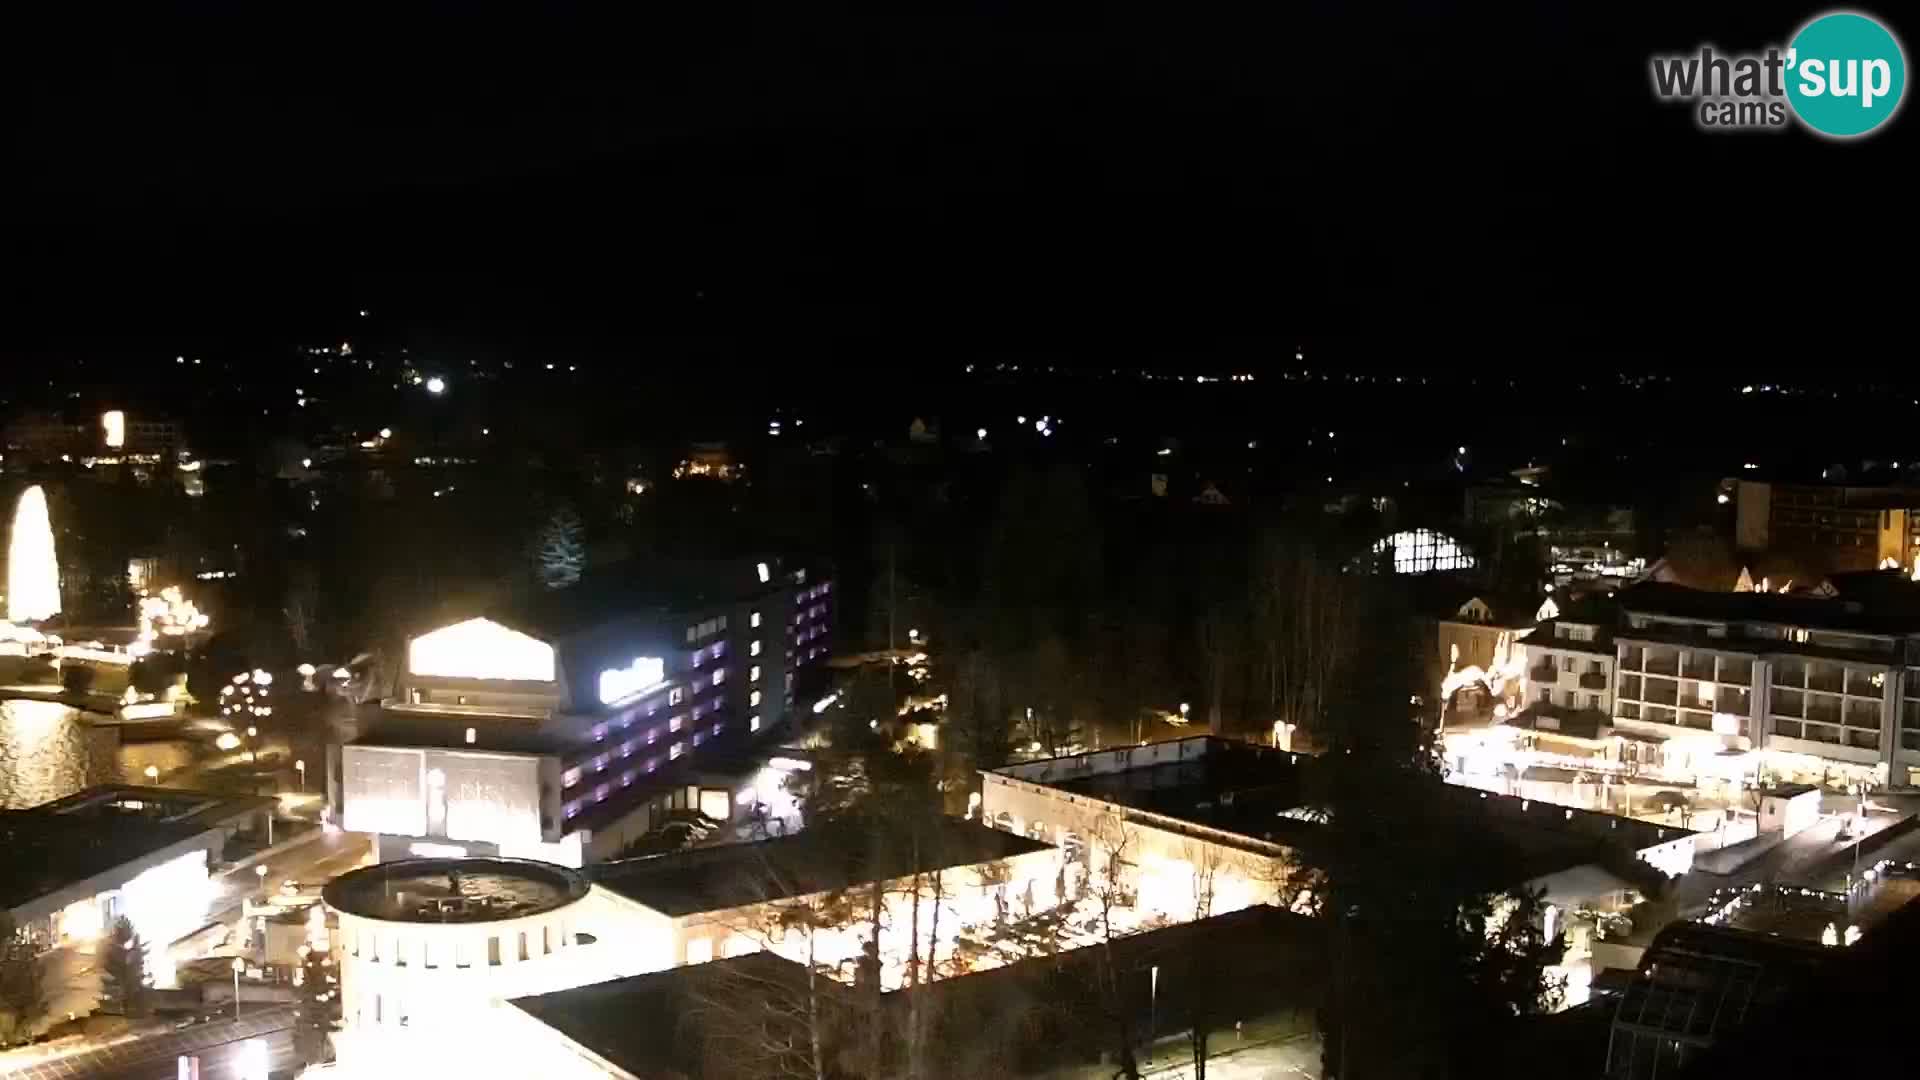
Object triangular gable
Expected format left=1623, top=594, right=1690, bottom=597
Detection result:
left=409, top=617, right=557, bottom=682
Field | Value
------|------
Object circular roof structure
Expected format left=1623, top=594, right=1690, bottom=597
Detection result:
left=323, top=857, right=589, bottom=924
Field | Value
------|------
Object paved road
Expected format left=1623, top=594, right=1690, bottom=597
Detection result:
left=0, top=1007, right=295, bottom=1080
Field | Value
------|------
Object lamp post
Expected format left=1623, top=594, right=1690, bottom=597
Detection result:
left=231, top=956, right=245, bottom=1020
left=295, top=759, right=306, bottom=792
left=143, top=764, right=159, bottom=782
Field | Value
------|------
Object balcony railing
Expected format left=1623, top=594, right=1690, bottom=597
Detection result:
left=1530, top=664, right=1560, bottom=683
left=1579, top=672, right=1608, bottom=691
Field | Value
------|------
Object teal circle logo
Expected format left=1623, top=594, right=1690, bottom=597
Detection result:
left=1786, top=12, right=1906, bottom=137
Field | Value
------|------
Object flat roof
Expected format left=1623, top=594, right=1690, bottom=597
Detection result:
left=994, top=737, right=1694, bottom=887
left=591, top=819, right=1049, bottom=916
left=511, top=904, right=1318, bottom=1078
left=0, top=809, right=218, bottom=911
left=31, top=784, right=276, bottom=828
left=323, top=857, right=590, bottom=923
left=486, top=555, right=822, bottom=641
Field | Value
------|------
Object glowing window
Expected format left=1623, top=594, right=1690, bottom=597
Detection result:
left=750, top=640, right=762, bottom=656
left=408, top=618, right=555, bottom=682
left=670, top=714, right=684, bottom=733
left=1370, top=529, right=1477, bottom=574
left=750, top=690, right=762, bottom=707
left=669, top=687, right=685, bottom=706
left=751, top=611, right=762, bottom=628
left=713, top=667, right=727, bottom=686
left=670, top=741, right=684, bottom=761
left=750, top=665, right=761, bottom=683
left=750, top=714, right=761, bottom=733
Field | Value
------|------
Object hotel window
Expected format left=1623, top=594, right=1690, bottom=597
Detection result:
left=711, top=642, right=725, bottom=660
left=670, top=714, right=684, bottom=733
left=670, top=741, right=684, bottom=760
left=562, top=767, right=582, bottom=788
left=750, top=640, right=762, bottom=657
left=713, top=667, right=727, bottom=686
left=751, top=611, right=762, bottom=628
left=750, top=714, right=761, bottom=732
left=750, top=690, right=762, bottom=707
left=669, top=687, right=685, bottom=706
left=750, top=665, right=762, bottom=682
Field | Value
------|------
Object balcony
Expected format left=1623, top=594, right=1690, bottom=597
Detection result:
left=1530, top=664, right=1560, bottom=683
left=1579, top=672, right=1608, bottom=691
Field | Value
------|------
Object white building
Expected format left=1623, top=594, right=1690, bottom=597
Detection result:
left=1610, top=581, right=1920, bottom=789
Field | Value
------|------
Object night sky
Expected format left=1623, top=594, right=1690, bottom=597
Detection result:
left=7, top=4, right=1909, bottom=370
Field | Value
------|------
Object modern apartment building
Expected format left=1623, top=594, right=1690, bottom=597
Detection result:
left=1732, top=478, right=1920, bottom=572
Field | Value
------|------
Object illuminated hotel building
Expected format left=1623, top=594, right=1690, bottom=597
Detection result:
left=337, top=555, right=833, bottom=866
left=1609, top=580, right=1920, bottom=789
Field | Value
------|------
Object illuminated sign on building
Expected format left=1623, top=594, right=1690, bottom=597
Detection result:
left=599, top=656, right=666, bottom=705
left=102, top=410, right=126, bottom=448
left=408, top=618, right=556, bottom=682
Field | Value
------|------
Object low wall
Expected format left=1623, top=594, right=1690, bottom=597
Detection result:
left=1691, top=831, right=1785, bottom=876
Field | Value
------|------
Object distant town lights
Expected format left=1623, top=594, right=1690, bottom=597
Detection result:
left=425, top=376, right=447, bottom=395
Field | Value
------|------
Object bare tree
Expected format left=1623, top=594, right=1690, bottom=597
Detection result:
left=694, top=883, right=861, bottom=1080
left=1181, top=841, right=1224, bottom=1080
left=1252, top=535, right=1359, bottom=745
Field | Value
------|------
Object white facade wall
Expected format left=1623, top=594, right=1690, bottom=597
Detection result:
left=980, top=772, right=1290, bottom=922
left=330, top=884, right=660, bottom=1069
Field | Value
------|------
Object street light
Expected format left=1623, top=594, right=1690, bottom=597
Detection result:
left=143, top=765, right=159, bottom=782
left=231, top=956, right=245, bottom=1020
left=295, top=759, right=306, bottom=792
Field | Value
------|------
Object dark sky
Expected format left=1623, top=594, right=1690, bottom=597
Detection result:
left=6, top=4, right=1910, bottom=368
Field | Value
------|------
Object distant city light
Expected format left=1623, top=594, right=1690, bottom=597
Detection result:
left=425, top=376, right=447, bottom=395
left=378, top=428, right=392, bottom=439
left=977, top=428, right=988, bottom=439
left=757, top=561, right=771, bottom=583
left=216, top=732, right=242, bottom=751
left=102, top=410, right=126, bottom=449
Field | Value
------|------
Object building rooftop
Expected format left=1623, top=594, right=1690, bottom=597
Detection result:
left=994, top=736, right=1693, bottom=887
left=30, top=784, right=277, bottom=829
left=512, top=904, right=1318, bottom=1079
left=488, top=555, right=811, bottom=641
left=591, top=819, right=1049, bottom=916
left=0, top=808, right=217, bottom=912
left=1617, top=581, right=1920, bottom=638
left=322, top=857, right=590, bottom=923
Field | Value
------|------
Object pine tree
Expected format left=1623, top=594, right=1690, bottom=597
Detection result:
left=534, top=504, right=586, bottom=589
left=99, top=916, right=149, bottom=1017
left=0, top=915, right=48, bottom=1046
left=292, top=947, right=340, bottom=1065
